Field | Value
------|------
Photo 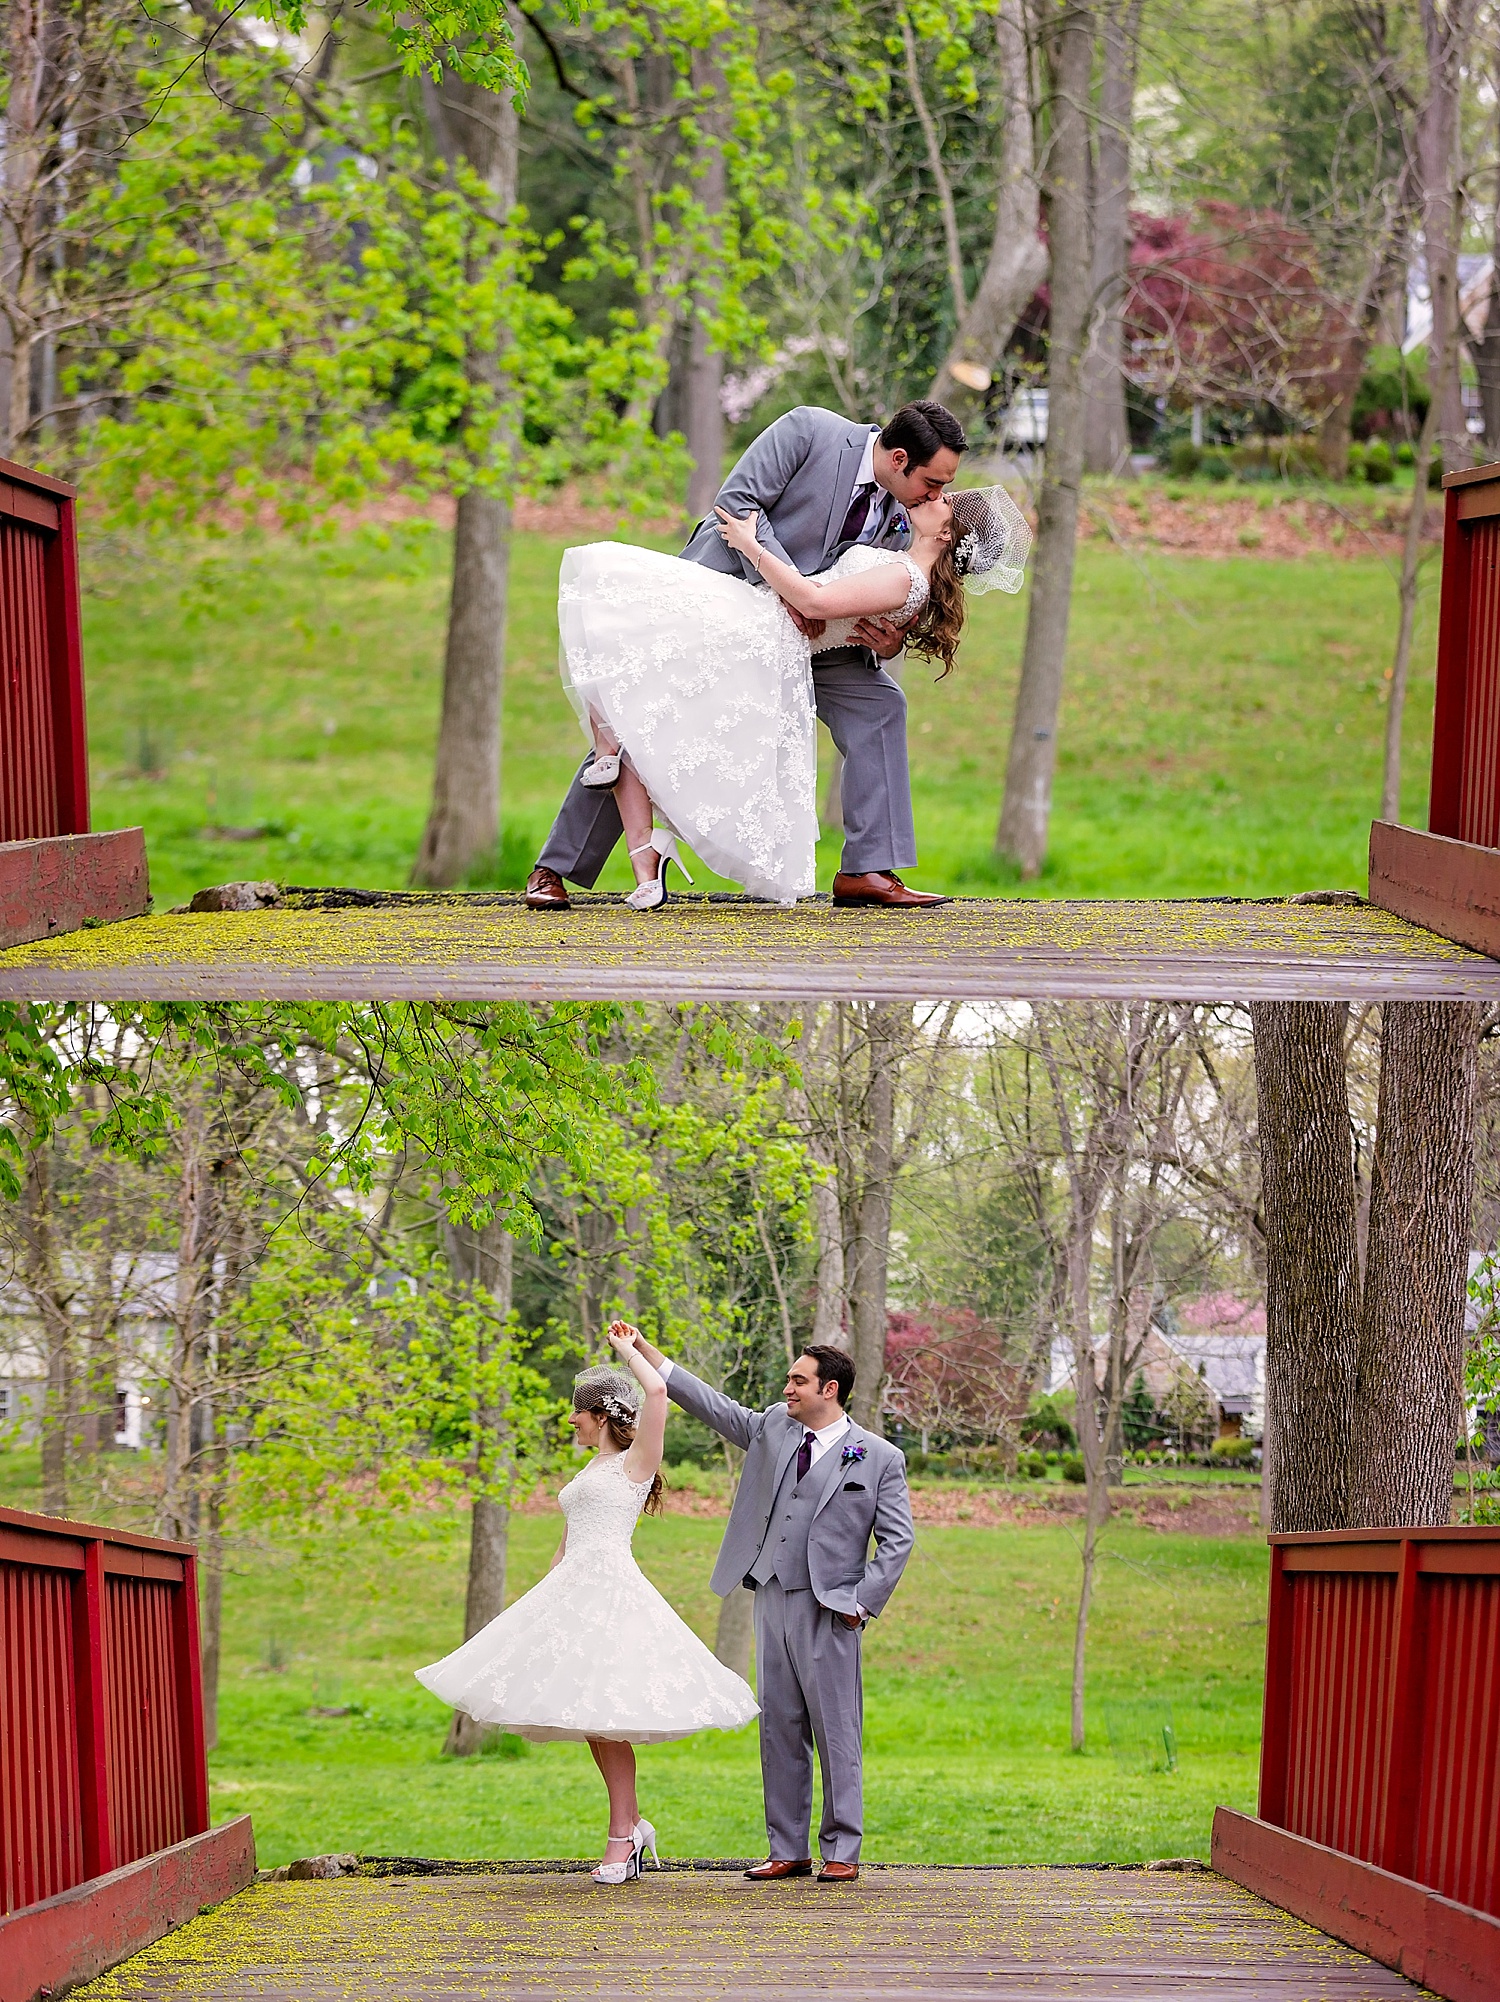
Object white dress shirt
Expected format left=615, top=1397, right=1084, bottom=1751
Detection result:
left=847, top=428, right=888, bottom=545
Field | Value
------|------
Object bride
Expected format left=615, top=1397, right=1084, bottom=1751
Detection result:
left=557, top=483, right=1029, bottom=907
left=415, top=1324, right=756, bottom=1883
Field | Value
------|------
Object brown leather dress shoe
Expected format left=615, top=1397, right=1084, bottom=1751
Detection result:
left=817, top=1861, right=859, bottom=1882
left=832, top=871, right=949, bottom=908
left=525, top=865, right=570, bottom=910
left=743, top=1859, right=813, bottom=1880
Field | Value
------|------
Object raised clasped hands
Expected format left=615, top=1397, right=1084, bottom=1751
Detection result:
left=605, top=1320, right=642, bottom=1358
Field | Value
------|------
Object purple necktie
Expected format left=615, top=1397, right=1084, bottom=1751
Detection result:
left=796, top=1430, right=815, bottom=1483
left=839, top=487, right=873, bottom=546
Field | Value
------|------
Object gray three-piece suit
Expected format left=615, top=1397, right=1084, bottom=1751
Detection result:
left=665, top=1364, right=915, bottom=1864
left=537, top=406, right=919, bottom=886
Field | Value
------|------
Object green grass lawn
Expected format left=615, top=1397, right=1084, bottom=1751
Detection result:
left=2, top=1448, right=1265, bottom=1868
left=82, top=511, right=1436, bottom=909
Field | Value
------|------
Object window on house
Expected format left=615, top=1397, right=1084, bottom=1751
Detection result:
left=0, top=1385, right=9, bottom=1421
left=115, top=1387, right=129, bottom=1440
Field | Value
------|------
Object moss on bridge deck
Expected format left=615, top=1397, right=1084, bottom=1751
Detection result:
left=74, top=1865, right=1422, bottom=2000
left=0, top=892, right=1496, bottom=1001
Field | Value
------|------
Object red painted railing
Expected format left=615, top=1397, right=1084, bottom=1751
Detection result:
left=1260, top=1528, right=1500, bottom=1920
left=0, top=1507, right=208, bottom=1917
left=0, top=458, right=88, bottom=845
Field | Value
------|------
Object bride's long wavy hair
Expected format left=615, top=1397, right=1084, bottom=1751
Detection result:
left=573, top=1375, right=664, bottom=1515
left=904, top=545, right=965, bottom=678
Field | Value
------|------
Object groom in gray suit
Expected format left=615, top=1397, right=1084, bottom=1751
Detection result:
left=624, top=1331, right=914, bottom=1882
left=527, top=399, right=966, bottom=910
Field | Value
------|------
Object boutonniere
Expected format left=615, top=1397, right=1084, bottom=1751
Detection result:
left=841, top=1442, right=867, bottom=1466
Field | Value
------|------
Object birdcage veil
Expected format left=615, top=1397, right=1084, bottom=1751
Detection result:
left=949, top=484, right=1032, bottom=595
left=572, top=1364, right=642, bottom=1429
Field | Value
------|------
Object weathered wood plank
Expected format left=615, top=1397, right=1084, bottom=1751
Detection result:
left=72, top=1866, right=1427, bottom=2000
left=1, top=895, right=1497, bottom=1002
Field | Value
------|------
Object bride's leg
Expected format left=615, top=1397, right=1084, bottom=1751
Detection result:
left=614, top=764, right=659, bottom=887
left=587, top=1737, right=640, bottom=1856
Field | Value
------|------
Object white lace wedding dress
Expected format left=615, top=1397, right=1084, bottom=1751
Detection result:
left=415, top=1451, right=759, bottom=1744
left=558, top=543, right=928, bottom=904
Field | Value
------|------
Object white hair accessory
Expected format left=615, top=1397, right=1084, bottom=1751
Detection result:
left=573, top=1364, right=642, bottom=1430
left=949, top=484, right=1032, bottom=595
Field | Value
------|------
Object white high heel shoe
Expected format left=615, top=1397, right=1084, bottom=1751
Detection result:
left=634, top=1818, right=661, bottom=1868
left=624, top=831, right=693, bottom=911
left=592, top=1829, right=644, bottom=1885
left=580, top=750, right=622, bottom=789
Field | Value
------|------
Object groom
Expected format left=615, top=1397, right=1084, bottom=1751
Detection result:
left=624, top=1330, right=914, bottom=1883
left=526, top=399, right=967, bottom=909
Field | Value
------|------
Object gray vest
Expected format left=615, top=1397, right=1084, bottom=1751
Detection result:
left=749, top=1443, right=823, bottom=1590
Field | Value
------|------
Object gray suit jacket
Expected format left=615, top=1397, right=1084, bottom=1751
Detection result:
left=679, top=405, right=912, bottom=588
left=666, top=1364, right=915, bottom=1618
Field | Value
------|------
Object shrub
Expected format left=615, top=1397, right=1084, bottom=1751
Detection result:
left=1167, top=440, right=1203, bottom=478
left=1019, top=1449, right=1047, bottom=1479
left=1363, top=439, right=1394, bottom=485
left=1209, top=1436, right=1256, bottom=1465
left=1061, top=1452, right=1087, bottom=1484
left=1346, top=441, right=1367, bottom=481
left=1396, top=441, right=1415, bottom=465
left=1230, top=436, right=1322, bottom=482
left=1200, top=449, right=1233, bottom=482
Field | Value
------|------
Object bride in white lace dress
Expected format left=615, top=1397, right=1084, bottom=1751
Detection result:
left=415, top=1326, right=756, bottom=1883
left=558, top=486, right=1022, bottom=906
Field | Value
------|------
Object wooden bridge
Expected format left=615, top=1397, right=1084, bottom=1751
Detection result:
left=71, top=1863, right=1424, bottom=2002
left=2, top=886, right=1499, bottom=1002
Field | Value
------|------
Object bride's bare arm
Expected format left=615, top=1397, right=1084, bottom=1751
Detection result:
left=606, top=1321, right=668, bottom=1483
left=550, top=1530, right=567, bottom=1569
left=715, top=507, right=911, bottom=620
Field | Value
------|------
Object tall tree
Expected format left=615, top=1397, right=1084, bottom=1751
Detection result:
left=1080, top=0, right=1143, bottom=476
left=412, top=46, right=523, bottom=888
left=1350, top=1003, right=1480, bottom=1525
left=994, top=0, right=1095, bottom=877
left=442, top=1215, right=518, bottom=1754
left=1250, top=1002, right=1361, bottom=1534
left=929, top=0, right=1047, bottom=421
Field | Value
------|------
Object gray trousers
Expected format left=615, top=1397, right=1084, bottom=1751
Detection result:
left=753, top=1579, right=864, bottom=1865
left=536, top=651, right=917, bottom=884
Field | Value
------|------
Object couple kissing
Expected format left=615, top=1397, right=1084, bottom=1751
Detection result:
left=526, top=399, right=1030, bottom=912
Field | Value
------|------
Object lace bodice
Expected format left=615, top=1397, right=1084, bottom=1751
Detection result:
left=557, top=1451, right=652, bottom=1565
left=808, top=545, right=928, bottom=655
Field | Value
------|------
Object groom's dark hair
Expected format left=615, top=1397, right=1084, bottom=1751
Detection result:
left=881, top=399, right=967, bottom=466
left=800, top=1344, right=856, bottom=1408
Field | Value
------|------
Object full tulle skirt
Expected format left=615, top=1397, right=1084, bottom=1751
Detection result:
left=557, top=542, right=818, bottom=905
left=415, top=1544, right=759, bottom=1745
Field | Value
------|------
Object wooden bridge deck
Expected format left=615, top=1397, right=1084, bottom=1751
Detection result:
left=0, top=893, right=1497, bottom=1001
left=72, top=1865, right=1425, bottom=2001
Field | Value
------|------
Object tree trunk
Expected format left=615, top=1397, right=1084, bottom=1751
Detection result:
left=714, top=1585, right=754, bottom=1680
left=1070, top=1478, right=1108, bottom=1752
left=412, top=56, right=521, bottom=888
left=1250, top=1003, right=1361, bottom=1533
left=810, top=1162, right=847, bottom=1347
left=1473, top=75, right=1500, bottom=450
left=413, top=490, right=512, bottom=886
left=683, top=49, right=728, bottom=521
left=1, top=0, right=48, bottom=458
left=1081, top=0, right=1142, bottom=477
left=1381, top=389, right=1440, bottom=823
left=929, top=0, right=1048, bottom=421
left=994, top=3, right=1095, bottom=875
left=1349, top=1003, right=1479, bottom=1527
left=201, top=1483, right=224, bottom=1751
left=841, top=1005, right=905, bottom=1432
left=1418, top=0, right=1476, bottom=473
left=444, top=1215, right=515, bottom=1755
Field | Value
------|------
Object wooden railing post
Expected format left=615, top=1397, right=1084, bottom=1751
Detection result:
left=172, top=1554, right=209, bottom=1836
left=1259, top=1541, right=1293, bottom=1826
left=1378, top=1535, right=1427, bottom=1882
left=71, top=1538, right=114, bottom=1879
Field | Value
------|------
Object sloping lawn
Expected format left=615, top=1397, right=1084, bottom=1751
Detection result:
left=82, top=517, right=1433, bottom=909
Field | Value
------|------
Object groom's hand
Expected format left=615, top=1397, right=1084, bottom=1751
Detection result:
left=787, top=607, right=825, bottom=640
left=850, top=614, right=908, bottom=661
